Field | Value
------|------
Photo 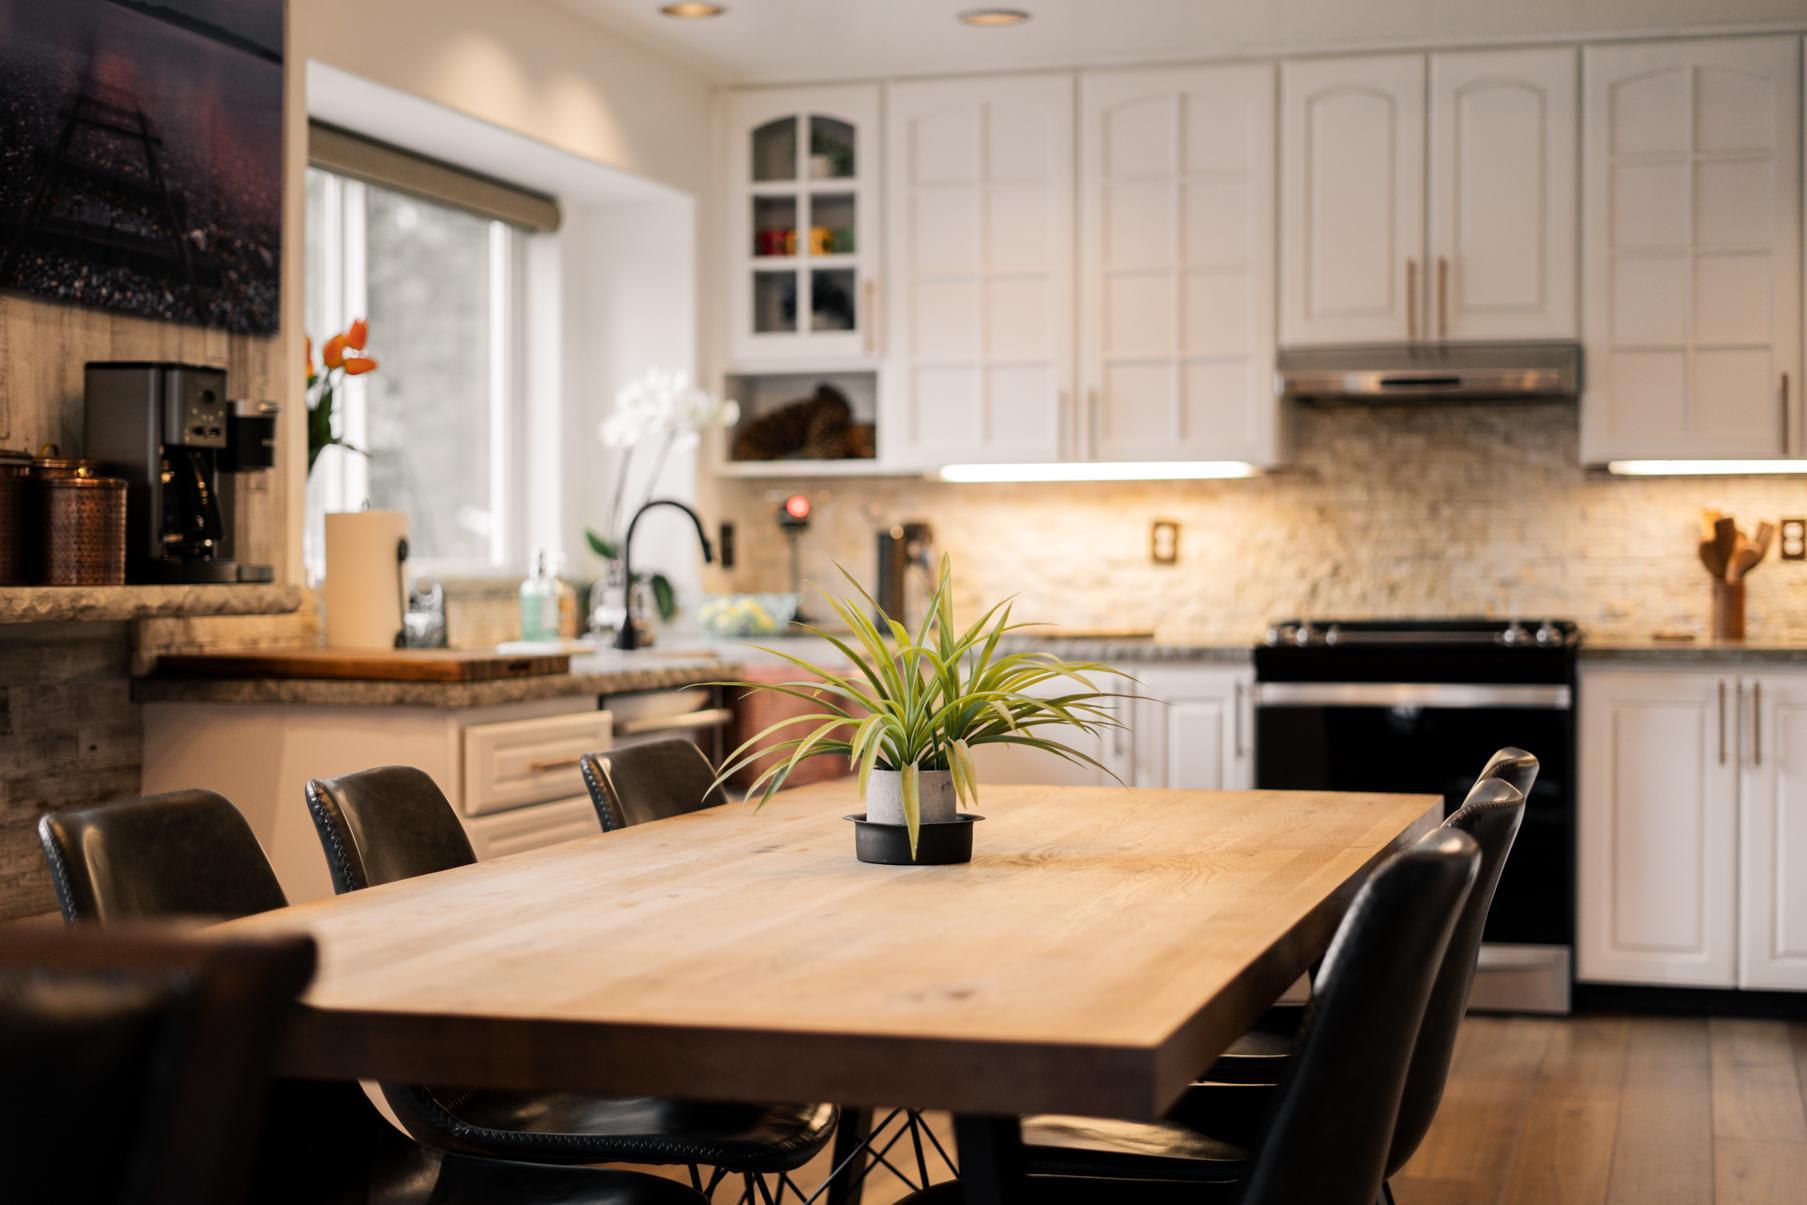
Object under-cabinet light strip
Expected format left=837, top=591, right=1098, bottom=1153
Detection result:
left=1606, top=460, right=1807, bottom=477
left=935, top=461, right=1260, bottom=483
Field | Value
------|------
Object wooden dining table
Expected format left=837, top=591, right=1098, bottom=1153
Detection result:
left=223, top=781, right=1441, bottom=1203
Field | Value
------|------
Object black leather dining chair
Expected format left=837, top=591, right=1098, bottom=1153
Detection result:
left=895, top=828, right=1483, bottom=1205
left=305, top=765, right=837, bottom=1201
left=0, top=922, right=316, bottom=1205
left=1198, top=747, right=1538, bottom=1088
left=990, top=770, right=1526, bottom=1202
left=580, top=737, right=727, bottom=833
left=34, top=791, right=711, bottom=1205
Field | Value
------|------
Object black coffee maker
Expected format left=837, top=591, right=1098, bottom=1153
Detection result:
left=84, top=361, right=277, bottom=582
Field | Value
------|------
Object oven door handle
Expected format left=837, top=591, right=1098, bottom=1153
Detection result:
left=1254, top=682, right=1571, bottom=709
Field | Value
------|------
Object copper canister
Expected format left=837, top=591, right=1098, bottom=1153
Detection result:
left=0, top=449, right=29, bottom=585
left=37, top=469, right=126, bottom=585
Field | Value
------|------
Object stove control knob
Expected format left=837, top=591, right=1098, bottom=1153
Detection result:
left=1501, top=622, right=1531, bottom=647
left=1534, top=620, right=1561, bottom=647
left=1324, top=624, right=1342, bottom=647
left=1294, top=622, right=1316, bottom=647
left=1265, top=624, right=1293, bottom=647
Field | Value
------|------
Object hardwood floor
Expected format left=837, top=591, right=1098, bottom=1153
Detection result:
left=645, top=1015, right=1807, bottom=1204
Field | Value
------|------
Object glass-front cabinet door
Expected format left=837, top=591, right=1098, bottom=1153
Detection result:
left=727, top=86, right=881, bottom=364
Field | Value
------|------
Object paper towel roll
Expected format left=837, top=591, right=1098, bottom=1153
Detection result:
left=324, top=510, right=409, bottom=649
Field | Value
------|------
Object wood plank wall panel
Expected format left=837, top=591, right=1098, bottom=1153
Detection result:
left=0, top=622, right=142, bottom=919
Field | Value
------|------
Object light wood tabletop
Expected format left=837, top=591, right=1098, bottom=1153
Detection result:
left=224, top=782, right=1441, bottom=1122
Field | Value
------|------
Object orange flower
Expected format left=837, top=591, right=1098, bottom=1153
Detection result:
left=321, top=333, right=347, bottom=370
left=342, top=355, right=379, bottom=376
left=346, top=317, right=368, bottom=350
left=305, top=334, right=315, bottom=382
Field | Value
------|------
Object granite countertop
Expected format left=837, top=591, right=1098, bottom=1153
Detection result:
left=133, top=650, right=736, bottom=708
left=1579, top=639, right=1807, bottom=664
left=0, top=583, right=303, bottom=625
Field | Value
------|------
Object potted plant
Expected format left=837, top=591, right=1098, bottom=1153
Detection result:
left=714, top=557, right=1131, bottom=864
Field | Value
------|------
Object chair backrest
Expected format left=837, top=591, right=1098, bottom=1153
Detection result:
left=38, top=790, right=289, bottom=922
left=1473, top=745, right=1539, bottom=800
left=1239, top=829, right=1479, bottom=1205
left=0, top=923, right=316, bottom=1205
left=304, top=765, right=476, bottom=893
left=1385, top=775, right=1527, bottom=1176
left=580, top=738, right=728, bottom=832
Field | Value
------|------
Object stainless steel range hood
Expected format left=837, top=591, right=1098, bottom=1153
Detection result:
left=1278, top=342, right=1581, bottom=402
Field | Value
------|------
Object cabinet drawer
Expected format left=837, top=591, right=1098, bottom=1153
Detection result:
left=466, top=796, right=601, bottom=859
left=462, top=711, right=612, bottom=817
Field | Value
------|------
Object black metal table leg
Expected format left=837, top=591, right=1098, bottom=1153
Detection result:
left=824, top=1106, right=872, bottom=1205
left=952, top=1114, right=1027, bottom=1205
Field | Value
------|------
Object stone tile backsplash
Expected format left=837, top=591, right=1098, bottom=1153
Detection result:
left=709, top=403, right=1807, bottom=643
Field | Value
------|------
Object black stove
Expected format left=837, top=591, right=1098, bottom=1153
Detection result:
left=1252, top=616, right=1578, bottom=1013
left=1257, top=618, right=1580, bottom=686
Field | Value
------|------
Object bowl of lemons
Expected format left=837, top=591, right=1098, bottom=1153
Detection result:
left=695, top=592, right=801, bottom=638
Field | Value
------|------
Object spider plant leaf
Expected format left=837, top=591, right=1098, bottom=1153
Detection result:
left=902, top=761, right=921, bottom=859
left=858, top=726, right=886, bottom=801
left=950, top=737, right=979, bottom=808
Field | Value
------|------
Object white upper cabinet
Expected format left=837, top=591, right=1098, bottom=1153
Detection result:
left=1581, top=38, right=1801, bottom=462
left=1080, top=65, right=1280, bottom=464
left=1429, top=48, right=1578, bottom=340
left=883, top=74, right=1075, bottom=468
left=1280, top=55, right=1426, bottom=346
left=725, top=86, right=881, bottom=366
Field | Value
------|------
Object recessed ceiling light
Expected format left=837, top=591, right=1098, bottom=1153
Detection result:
left=958, top=8, right=1031, bottom=27
left=659, top=2, right=726, bottom=18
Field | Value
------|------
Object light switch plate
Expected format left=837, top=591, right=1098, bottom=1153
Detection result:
left=1781, top=518, right=1807, bottom=561
left=1151, top=520, right=1179, bottom=565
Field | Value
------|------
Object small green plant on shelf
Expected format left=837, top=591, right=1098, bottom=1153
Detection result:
left=712, top=556, right=1135, bottom=857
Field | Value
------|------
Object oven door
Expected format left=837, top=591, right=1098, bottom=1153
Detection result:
left=1253, top=681, right=1573, bottom=953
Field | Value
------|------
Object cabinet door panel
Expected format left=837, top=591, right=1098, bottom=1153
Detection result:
left=725, top=86, right=881, bottom=365
left=1280, top=55, right=1425, bottom=345
left=1581, top=38, right=1801, bottom=462
left=1577, top=670, right=1738, bottom=987
left=885, top=75, right=1073, bottom=468
left=1429, top=48, right=1577, bottom=339
left=1739, top=675, right=1807, bottom=989
left=1081, top=64, right=1278, bottom=464
left=1131, top=666, right=1253, bottom=791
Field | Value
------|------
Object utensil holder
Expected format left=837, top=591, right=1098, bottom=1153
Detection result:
left=1712, top=579, right=1746, bottom=642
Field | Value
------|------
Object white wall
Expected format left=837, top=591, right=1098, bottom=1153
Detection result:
left=559, top=200, right=705, bottom=603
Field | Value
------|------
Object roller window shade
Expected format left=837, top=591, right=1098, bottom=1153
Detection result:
left=308, top=121, right=561, bottom=233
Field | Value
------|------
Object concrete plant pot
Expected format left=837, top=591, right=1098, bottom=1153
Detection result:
left=865, top=768, right=958, bottom=827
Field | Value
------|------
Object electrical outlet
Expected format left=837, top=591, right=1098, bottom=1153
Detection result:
left=718, top=522, right=736, bottom=569
left=1150, top=520, right=1179, bottom=565
left=1781, top=518, right=1807, bottom=562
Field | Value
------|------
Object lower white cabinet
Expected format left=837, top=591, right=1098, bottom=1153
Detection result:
left=1578, top=666, right=1807, bottom=990
left=142, top=695, right=608, bottom=905
left=1131, top=664, right=1254, bottom=790
left=969, top=662, right=1252, bottom=790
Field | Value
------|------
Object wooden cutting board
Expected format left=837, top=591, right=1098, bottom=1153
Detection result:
left=153, top=648, right=572, bottom=683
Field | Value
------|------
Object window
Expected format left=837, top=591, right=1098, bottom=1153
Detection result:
left=304, top=166, right=529, bottom=573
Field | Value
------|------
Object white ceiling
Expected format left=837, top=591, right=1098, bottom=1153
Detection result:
left=553, top=0, right=1807, bottom=85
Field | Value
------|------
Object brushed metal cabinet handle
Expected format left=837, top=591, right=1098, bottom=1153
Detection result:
left=1437, top=256, right=1449, bottom=341
left=1406, top=258, right=1419, bottom=342
left=1086, top=388, right=1100, bottom=459
left=1783, top=372, right=1792, bottom=456
left=1233, top=681, right=1247, bottom=760
left=530, top=755, right=583, bottom=773
left=1719, top=679, right=1727, bottom=766
left=1754, top=680, right=1762, bottom=767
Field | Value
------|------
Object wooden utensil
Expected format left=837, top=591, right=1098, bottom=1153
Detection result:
left=1699, top=509, right=1723, bottom=545
left=1714, top=517, right=1740, bottom=577
left=1752, top=520, right=1776, bottom=562
left=1700, top=538, right=1727, bottom=578
left=1727, top=521, right=1776, bottom=582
